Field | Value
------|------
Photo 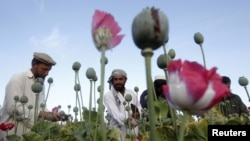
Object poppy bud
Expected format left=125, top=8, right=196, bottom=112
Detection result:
left=72, top=61, right=81, bottom=71
left=238, top=76, right=249, bottom=86
left=132, top=7, right=169, bottom=50
left=194, top=32, right=204, bottom=45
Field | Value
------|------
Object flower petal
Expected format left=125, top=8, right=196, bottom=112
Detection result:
left=180, top=61, right=208, bottom=102
left=168, top=72, right=194, bottom=109
left=109, top=34, right=125, bottom=48
left=92, top=9, right=124, bottom=49
left=165, top=59, right=230, bottom=115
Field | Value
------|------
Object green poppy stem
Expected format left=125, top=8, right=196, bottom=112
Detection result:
left=89, top=80, right=93, bottom=121
left=162, top=45, right=178, bottom=138
left=77, top=73, right=85, bottom=111
left=34, top=93, right=39, bottom=125
left=162, top=43, right=169, bottom=82
left=141, top=48, right=158, bottom=141
left=94, top=81, right=97, bottom=110
left=199, top=44, right=206, bottom=69
left=178, top=110, right=188, bottom=141
left=74, top=71, right=83, bottom=121
left=14, top=102, right=17, bottom=135
left=98, top=45, right=107, bottom=141
left=76, top=91, right=82, bottom=121
left=243, top=86, right=250, bottom=102
left=44, top=83, right=51, bottom=108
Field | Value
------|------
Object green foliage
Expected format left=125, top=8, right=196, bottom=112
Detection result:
left=22, top=131, right=44, bottom=141
left=5, top=100, right=250, bottom=141
left=31, top=120, right=61, bottom=140
left=154, top=98, right=169, bottom=121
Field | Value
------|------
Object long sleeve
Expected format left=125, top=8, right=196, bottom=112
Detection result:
left=104, top=88, right=142, bottom=127
left=234, top=95, right=249, bottom=116
left=104, top=91, right=128, bottom=126
left=0, top=70, right=46, bottom=134
left=140, top=90, right=148, bottom=109
left=5, top=72, right=37, bottom=127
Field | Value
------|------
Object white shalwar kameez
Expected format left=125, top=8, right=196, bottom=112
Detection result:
left=0, top=70, right=46, bottom=141
left=104, top=86, right=142, bottom=141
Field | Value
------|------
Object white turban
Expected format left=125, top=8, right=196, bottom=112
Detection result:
left=107, top=69, right=127, bottom=83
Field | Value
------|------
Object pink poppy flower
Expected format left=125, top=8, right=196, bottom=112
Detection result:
left=52, top=107, right=59, bottom=113
left=162, top=59, right=230, bottom=115
left=92, top=10, right=124, bottom=50
left=0, top=123, right=14, bottom=131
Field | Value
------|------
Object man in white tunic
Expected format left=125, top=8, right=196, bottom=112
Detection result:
left=104, top=69, right=141, bottom=141
left=0, top=52, right=61, bottom=141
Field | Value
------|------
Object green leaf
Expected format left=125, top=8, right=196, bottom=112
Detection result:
left=156, top=126, right=176, bottom=141
left=153, top=98, right=169, bottom=121
left=106, top=128, right=121, bottom=140
left=185, top=119, right=208, bottom=141
left=22, top=131, right=44, bottom=141
left=31, top=121, right=61, bottom=140
left=83, top=109, right=98, bottom=123
left=6, top=134, right=21, bottom=141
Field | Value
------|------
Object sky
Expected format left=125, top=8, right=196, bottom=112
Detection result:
left=1, top=0, right=250, bottom=113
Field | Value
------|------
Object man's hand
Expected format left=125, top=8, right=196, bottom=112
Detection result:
left=126, top=117, right=138, bottom=128
left=130, top=104, right=140, bottom=119
left=38, top=111, right=61, bottom=122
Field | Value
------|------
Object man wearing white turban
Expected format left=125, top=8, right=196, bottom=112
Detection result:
left=104, top=69, right=141, bottom=141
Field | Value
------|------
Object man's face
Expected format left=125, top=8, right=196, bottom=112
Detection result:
left=224, top=82, right=231, bottom=89
left=112, top=75, right=126, bottom=92
left=33, top=63, right=52, bottom=79
left=154, top=80, right=166, bottom=95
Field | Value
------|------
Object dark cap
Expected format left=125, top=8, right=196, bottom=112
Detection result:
left=222, top=76, right=231, bottom=84
left=33, top=52, right=56, bottom=66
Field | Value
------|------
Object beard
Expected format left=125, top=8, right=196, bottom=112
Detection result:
left=34, top=74, right=45, bottom=80
left=114, top=84, right=125, bottom=92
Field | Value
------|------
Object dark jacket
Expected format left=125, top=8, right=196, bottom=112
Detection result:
left=140, top=90, right=166, bottom=109
left=219, top=93, right=249, bottom=117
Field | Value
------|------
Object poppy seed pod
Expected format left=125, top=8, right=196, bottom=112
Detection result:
left=28, top=105, right=33, bottom=110
left=125, top=94, right=132, bottom=102
left=67, top=105, right=71, bottom=109
left=125, top=105, right=131, bottom=111
left=47, top=77, right=53, bottom=84
left=14, top=95, right=19, bottom=101
left=40, top=103, right=45, bottom=108
left=74, top=83, right=81, bottom=91
left=157, top=54, right=172, bottom=69
left=58, top=105, right=61, bottom=109
left=36, top=77, right=44, bottom=85
left=59, top=111, right=66, bottom=116
left=73, top=107, right=79, bottom=113
left=15, top=116, right=24, bottom=122
left=194, top=32, right=204, bottom=45
left=168, top=48, right=176, bottom=59
left=97, top=85, right=101, bottom=92
left=86, top=67, right=96, bottom=80
left=31, top=82, right=43, bottom=93
left=134, top=86, right=139, bottom=93
left=93, top=75, right=98, bottom=82
left=20, top=95, right=28, bottom=104
left=72, top=61, right=81, bottom=71
left=132, top=7, right=169, bottom=50
left=238, top=76, right=249, bottom=86
left=100, top=56, right=108, bottom=65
